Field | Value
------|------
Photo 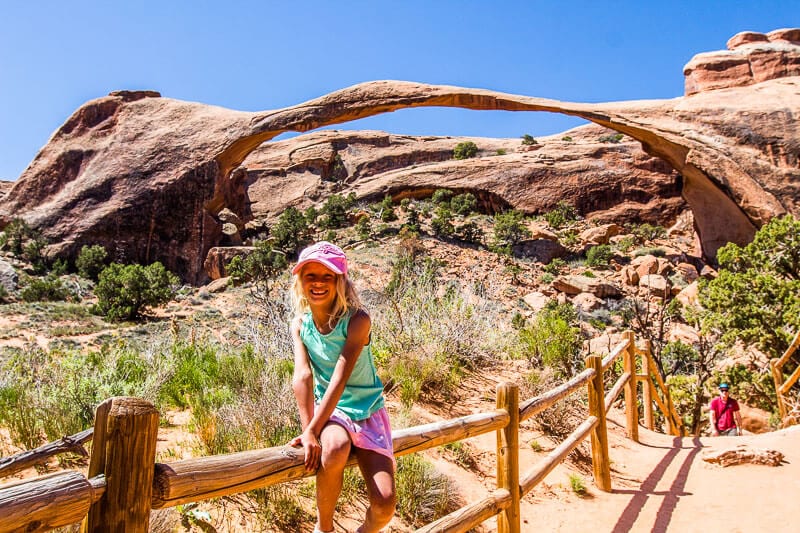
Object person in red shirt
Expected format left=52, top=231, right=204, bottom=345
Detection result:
left=709, top=383, right=743, bottom=436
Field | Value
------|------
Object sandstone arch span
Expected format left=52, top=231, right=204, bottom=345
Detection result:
left=1, top=78, right=797, bottom=282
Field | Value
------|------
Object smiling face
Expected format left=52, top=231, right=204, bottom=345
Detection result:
left=299, top=261, right=339, bottom=311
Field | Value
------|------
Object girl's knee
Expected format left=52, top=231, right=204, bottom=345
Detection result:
left=371, top=489, right=397, bottom=519
left=320, top=432, right=351, bottom=467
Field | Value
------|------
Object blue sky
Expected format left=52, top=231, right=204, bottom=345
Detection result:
left=0, top=1, right=797, bottom=180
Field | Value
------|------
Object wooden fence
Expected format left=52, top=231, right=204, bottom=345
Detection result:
left=771, top=330, right=800, bottom=426
left=0, top=332, right=684, bottom=533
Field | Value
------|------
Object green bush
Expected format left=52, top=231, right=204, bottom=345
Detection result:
left=379, top=195, right=397, bottom=222
left=543, top=257, right=567, bottom=275
left=226, top=241, right=287, bottom=298
left=599, top=133, right=624, bottom=143
left=543, top=201, right=578, bottom=229
left=0, top=218, right=35, bottom=255
left=519, top=302, right=583, bottom=377
left=569, top=474, right=587, bottom=496
left=355, top=216, right=372, bottom=239
left=319, top=193, right=354, bottom=230
left=395, top=454, right=456, bottom=526
left=629, top=223, right=666, bottom=243
left=453, top=141, right=478, bottom=160
left=585, top=244, right=614, bottom=268
left=75, top=244, right=109, bottom=281
left=431, top=189, right=453, bottom=205
left=521, top=134, right=538, bottom=146
left=562, top=136, right=573, bottom=142
left=450, top=192, right=477, bottom=216
left=95, top=262, right=178, bottom=321
left=430, top=206, right=455, bottom=237
left=492, top=210, right=530, bottom=252
left=496, top=149, right=507, bottom=155
left=20, top=273, right=75, bottom=302
left=456, top=221, right=484, bottom=245
left=271, top=207, right=313, bottom=257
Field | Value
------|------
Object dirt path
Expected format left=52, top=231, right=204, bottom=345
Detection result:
left=511, top=416, right=800, bottom=532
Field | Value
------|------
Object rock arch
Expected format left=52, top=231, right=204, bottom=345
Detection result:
left=1, top=79, right=797, bottom=283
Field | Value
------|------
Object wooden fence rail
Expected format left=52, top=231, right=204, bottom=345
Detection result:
left=0, top=332, right=684, bottom=533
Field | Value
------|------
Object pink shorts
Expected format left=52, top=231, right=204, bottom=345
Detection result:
left=325, top=406, right=395, bottom=468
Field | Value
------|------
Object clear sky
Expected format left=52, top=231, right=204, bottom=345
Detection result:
left=0, top=1, right=797, bottom=180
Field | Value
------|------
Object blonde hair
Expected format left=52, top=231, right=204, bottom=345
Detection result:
left=291, top=268, right=363, bottom=328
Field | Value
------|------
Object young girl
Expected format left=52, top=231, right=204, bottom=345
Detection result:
left=288, top=242, right=396, bottom=533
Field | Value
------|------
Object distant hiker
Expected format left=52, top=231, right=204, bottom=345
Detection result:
left=288, top=242, right=396, bottom=533
left=709, top=383, right=743, bottom=436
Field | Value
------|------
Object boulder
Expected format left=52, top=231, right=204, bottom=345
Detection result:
left=522, top=291, right=551, bottom=313
left=203, top=246, right=254, bottom=280
left=621, top=265, right=639, bottom=286
left=512, top=239, right=567, bottom=263
left=0, top=259, right=17, bottom=292
left=639, top=274, right=669, bottom=298
left=633, top=255, right=660, bottom=279
left=553, top=275, right=621, bottom=298
left=702, top=445, right=784, bottom=467
left=674, top=262, right=699, bottom=284
left=218, top=208, right=244, bottom=231
left=220, top=223, right=242, bottom=246
left=204, top=277, right=230, bottom=293
left=579, top=223, right=623, bottom=245
left=573, top=292, right=604, bottom=312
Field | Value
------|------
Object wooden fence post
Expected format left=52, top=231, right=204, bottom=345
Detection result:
left=586, top=355, right=611, bottom=492
left=623, top=331, right=639, bottom=442
left=496, top=383, right=520, bottom=533
left=770, top=359, right=788, bottom=423
left=643, top=375, right=654, bottom=430
left=82, top=397, right=159, bottom=533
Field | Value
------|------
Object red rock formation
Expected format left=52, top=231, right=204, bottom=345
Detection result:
left=684, top=28, right=800, bottom=95
left=0, top=30, right=797, bottom=283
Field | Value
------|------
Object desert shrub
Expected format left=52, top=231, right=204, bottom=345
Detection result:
left=491, top=210, right=530, bottom=253
left=399, top=198, right=411, bottom=211
left=271, top=206, right=313, bottom=257
left=450, top=192, right=477, bottom=216
left=23, top=236, right=49, bottom=274
left=373, top=244, right=509, bottom=407
left=319, top=193, right=355, bottom=230
left=401, top=207, right=421, bottom=234
left=521, top=367, right=585, bottom=442
left=496, top=148, right=507, bottom=155
left=380, top=194, right=398, bottom=222
left=521, top=134, right=538, bottom=145
left=0, top=344, right=156, bottom=449
left=629, top=223, right=666, bottom=243
left=540, top=273, right=554, bottom=284
left=355, top=216, right=372, bottom=239
left=519, top=302, right=583, bottom=377
left=95, top=262, right=178, bottom=321
left=453, top=141, right=478, bottom=160
left=325, top=153, right=347, bottom=182
left=19, top=273, right=75, bottom=302
left=699, top=214, right=800, bottom=357
left=543, top=257, right=567, bottom=275
left=543, top=201, right=578, bottom=229
left=431, top=189, right=453, bottom=205
left=303, top=206, right=319, bottom=225
left=226, top=241, right=287, bottom=299
left=569, top=474, right=587, bottom=496
left=562, top=136, right=573, bottom=142
left=0, top=218, right=34, bottom=255
left=395, top=454, right=456, bottom=526
left=430, top=206, right=455, bottom=237
left=599, top=133, right=624, bottom=143
left=614, top=235, right=636, bottom=253
left=634, top=246, right=666, bottom=257
left=585, top=244, right=614, bottom=268
left=456, top=221, right=484, bottom=245
left=75, top=244, right=108, bottom=281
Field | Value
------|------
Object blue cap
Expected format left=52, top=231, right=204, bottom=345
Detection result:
left=718, top=383, right=729, bottom=390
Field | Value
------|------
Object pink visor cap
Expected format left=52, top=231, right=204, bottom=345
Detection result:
left=292, top=241, right=348, bottom=276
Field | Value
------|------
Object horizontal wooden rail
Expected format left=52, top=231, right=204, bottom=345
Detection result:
left=605, top=372, right=631, bottom=413
left=520, top=416, right=598, bottom=496
left=0, top=428, right=93, bottom=478
left=153, top=409, right=510, bottom=509
left=519, top=368, right=594, bottom=422
left=602, top=338, right=630, bottom=371
left=416, top=488, right=511, bottom=533
left=0, top=471, right=96, bottom=532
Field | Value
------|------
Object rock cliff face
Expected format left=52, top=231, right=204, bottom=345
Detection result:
left=240, top=125, right=684, bottom=225
left=684, top=28, right=800, bottom=95
left=0, top=30, right=797, bottom=283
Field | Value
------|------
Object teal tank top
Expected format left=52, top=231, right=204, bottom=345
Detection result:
left=300, top=311, right=385, bottom=421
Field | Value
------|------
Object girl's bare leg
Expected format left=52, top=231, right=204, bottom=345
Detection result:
left=354, top=448, right=396, bottom=533
left=316, top=423, right=352, bottom=532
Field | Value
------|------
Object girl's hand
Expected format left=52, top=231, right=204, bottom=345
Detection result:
left=289, top=430, right=322, bottom=471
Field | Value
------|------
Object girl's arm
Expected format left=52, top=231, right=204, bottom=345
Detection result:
left=289, top=316, right=319, bottom=469
left=302, top=310, right=371, bottom=444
